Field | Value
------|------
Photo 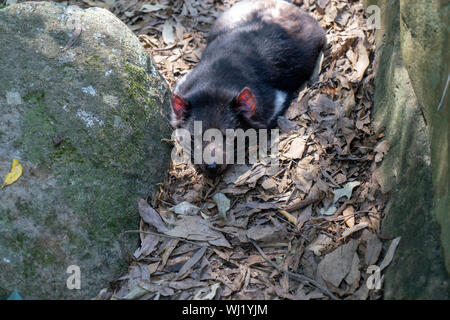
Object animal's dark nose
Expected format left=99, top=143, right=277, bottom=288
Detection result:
left=207, top=162, right=217, bottom=170
left=201, top=162, right=228, bottom=177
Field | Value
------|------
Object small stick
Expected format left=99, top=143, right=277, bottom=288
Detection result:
left=124, top=230, right=212, bottom=250
left=152, top=43, right=177, bottom=51
left=284, top=195, right=324, bottom=212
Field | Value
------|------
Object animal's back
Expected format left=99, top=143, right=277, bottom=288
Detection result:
left=203, top=0, right=326, bottom=93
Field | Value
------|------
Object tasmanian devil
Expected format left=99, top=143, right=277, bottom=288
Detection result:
left=170, top=0, right=326, bottom=176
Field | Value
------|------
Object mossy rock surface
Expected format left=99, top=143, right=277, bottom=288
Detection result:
left=365, top=0, right=449, bottom=299
left=0, top=1, right=172, bottom=299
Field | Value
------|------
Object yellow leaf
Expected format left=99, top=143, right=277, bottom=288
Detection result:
left=1, top=159, right=23, bottom=189
left=278, top=209, right=298, bottom=225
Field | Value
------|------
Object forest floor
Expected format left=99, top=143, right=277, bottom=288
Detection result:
left=54, top=0, right=399, bottom=300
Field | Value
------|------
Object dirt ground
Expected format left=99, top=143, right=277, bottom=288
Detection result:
left=44, top=0, right=398, bottom=300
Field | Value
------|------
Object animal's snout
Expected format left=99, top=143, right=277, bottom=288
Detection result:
left=203, top=162, right=228, bottom=177
left=200, top=142, right=229, bottom=176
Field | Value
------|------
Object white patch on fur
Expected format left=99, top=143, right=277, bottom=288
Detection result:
left=272, top=90, right=287, bottom=121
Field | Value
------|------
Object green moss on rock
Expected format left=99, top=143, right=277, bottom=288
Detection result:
left=365, top=0, right=449, bottom=299
left=0, top=2, right=171, bottom=299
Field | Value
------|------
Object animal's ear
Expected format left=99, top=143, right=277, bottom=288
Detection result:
left=171, top=93, right=189, bottom=120
left=234, top=87, right=257, bottom=119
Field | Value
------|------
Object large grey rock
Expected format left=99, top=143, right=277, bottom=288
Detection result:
left=0, top=2, right=172, bottom=299
left=365, top=0, right=449, bottom=299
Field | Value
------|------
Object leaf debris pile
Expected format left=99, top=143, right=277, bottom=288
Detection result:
left=57, top=0, right=397, bottom=300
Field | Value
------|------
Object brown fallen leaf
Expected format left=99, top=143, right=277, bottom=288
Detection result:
left=168, top=279, right=205, bottom=290
left=285, top=93, right=309, bottom=120
left=340, top=222, right=369, bottom=240
left=342, top=205, right=355, bottom=227
left=344, top=252, right=361, bottom=293
left=316, top=0, right=330, bottom=14
left=296, top=204, right=312, bottom=229
left=374, top=140, right=390, bottom=163
left=246, top=224, right=287, bottom=243
left=353, top=39, right=370, bottom=82
left=261, top=177, right=278, bottom=191
left=245, top=201, right=277, bottom=210
left=307, top=234, right=333, bottom=256
left=165, top=215, right=231, bottom=247
left=138, top=280, right=175, bottom=297
left=317, top=240, right=359, bottom=287
left=277, top=116, right=298, bottom=133
left=379, top=237, right=401, bottom=271
left=159, top=239, right=179, bottom=271
left=234, top=164, right=265, bottom=186
left=133, top=234, right=159, bottom=259
left=138, top=198, right=169, bottom=233
left=176, top=246, right=207, bottom=279
left=284, top=137, right=306, bottom=159
left=364, top=233, right=383, bottom=266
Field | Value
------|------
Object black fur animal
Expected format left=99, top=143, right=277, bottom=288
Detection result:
left=171, top=0, right=326, bottom=176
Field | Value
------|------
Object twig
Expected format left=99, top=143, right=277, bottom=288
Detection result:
left=326, top=200, right=355, bottom=220
left=284, top=195, right=324, bottom=212
left=124, top=230, right=212, bottom=250
left=250, top=240, right=339, bottom=300
left=151, top=43, right=177, bottom=51
left=203, top=177, right=221, bottom=200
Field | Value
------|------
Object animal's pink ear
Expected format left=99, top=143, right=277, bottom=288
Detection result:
left=235, top=87, right=256, bottom=119
left=171, top=94, right=189, bottom=120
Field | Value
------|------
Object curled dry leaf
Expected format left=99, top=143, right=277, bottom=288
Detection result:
left=379, top=237, right=401, bottom=271
left=344, top=253, right=361, bottom=290
left=212, top=193, right=231, bottom=219
left=353, top=39, right=370, bottom=82
left=340, top=222, right=369, bottom=239
left=234, top=164, right=266, bottom=186
left=138, top=198, right=169, bottom=233
left=307, top=234, right=333, bottom=256
left=261, top=177, right=278, bottom=191
left=284, top=137, right=306, bottom=159
left=246, top=223, right=287, bottom=243
left=194, top=283, right=220, bottom=300
left=343, top=205, right=355, bottom=227
left=176, top=246, right=207, bottom=279
left=140, top=4, right=169, bottom=12
left=165, top=215, right=231, bottom=247
left=374, top=140, right=390, bottom=163
left=170, top=201, right=201, bottom=215
left=133, top=234, right=159, bottom=259
left=364, top=233, right=383, bottom=266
